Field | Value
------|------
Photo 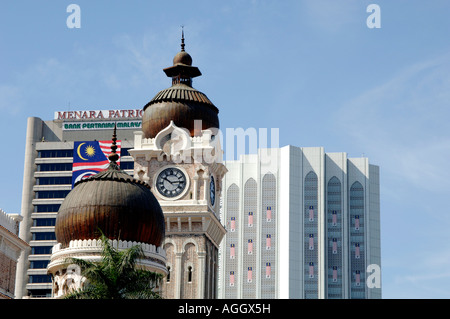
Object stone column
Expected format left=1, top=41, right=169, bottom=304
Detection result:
left=175, top=252, right=182, bottom=299
left=16, top=117, right=42, bottom=299
left=197, top=251, right=206, bottom=298
left=203, top=173, right=209, bottom=201
left=193, top=175, right=199, bottom=200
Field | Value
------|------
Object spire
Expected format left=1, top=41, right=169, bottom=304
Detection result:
left=108, top=123, right=119, bottom=164
left=181, top=25, right=185, bottom=52
left=164, top=27, right=201, bottom=86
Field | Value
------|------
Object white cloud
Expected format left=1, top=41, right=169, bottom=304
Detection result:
left=336, top=52, right=450, bottom=194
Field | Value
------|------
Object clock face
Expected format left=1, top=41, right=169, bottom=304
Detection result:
left=210, top=175, right=215, bottom=206
left=156, top=167, right=187, bottom=198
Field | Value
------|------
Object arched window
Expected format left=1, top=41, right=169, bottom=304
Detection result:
left=327, top=176, right=342, bottom=298
left=181, top=243, right=197, bottom=298
left=304, top=171, right=318, bottom=299
left=225, top=184, right=239, bottom=298
left=163, top=243, right=175, bottom=292
left=227, top=184, right=239, bottom=232
left=187, top=266, right=193, bottom=282
left=349, top=181, right=365, bottom=299
left=261, top=172, right=276, bottom=297
left=243, top=178, right=257, bottom=299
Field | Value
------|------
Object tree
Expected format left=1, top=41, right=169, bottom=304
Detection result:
left=64, top=234, right=163, bottom=299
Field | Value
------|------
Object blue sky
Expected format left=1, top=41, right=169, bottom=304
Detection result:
left=1, top=1, right=450, bottom=298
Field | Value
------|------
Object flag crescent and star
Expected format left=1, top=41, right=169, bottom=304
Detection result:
left=71, top=140, right=121, bottom=187
left=77, top=142, right=88, bottom=161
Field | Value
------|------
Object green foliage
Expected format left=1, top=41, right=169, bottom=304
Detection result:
left=63, top=234, right=163, bottom=299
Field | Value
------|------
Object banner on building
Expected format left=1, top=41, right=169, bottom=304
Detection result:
left=72, top=140, right=121, bottom=187
left=62, top=121, right=142, bottom=131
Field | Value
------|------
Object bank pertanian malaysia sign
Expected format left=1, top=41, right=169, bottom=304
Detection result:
left=55, top=109, right=143, bottom=131
left=63, top=121, right=142, bottom=131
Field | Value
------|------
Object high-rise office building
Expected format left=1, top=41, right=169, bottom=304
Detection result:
left=16, top=111, right=141, bottom=298
left=218, top=146, right=381, bottom=299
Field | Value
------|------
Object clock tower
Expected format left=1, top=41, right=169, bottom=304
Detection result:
left=129, top=32, right=227, bottom=299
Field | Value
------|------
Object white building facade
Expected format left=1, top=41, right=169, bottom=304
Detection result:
left=218, top=146, right=381, bottom=299
left=0, top=209, right=28, bottom=299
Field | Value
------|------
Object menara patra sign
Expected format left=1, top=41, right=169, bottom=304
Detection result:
left=55, top=109, right=143, bottom=131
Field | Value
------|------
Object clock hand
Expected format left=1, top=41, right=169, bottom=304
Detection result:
left=166, top=177, right=182, bottom=183
left=162, top=177, right=174, bottom=185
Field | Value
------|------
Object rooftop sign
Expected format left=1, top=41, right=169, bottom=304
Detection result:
left=54, top=109, right=143, bottom=121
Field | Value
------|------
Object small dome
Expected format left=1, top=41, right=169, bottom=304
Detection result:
left=55, top=162, right=165, bottom=248
left=142, top=83, right=219, bottom=138
left=173, top=51, right=192, bottom=66
left=142, top=32, right=219, bottom=139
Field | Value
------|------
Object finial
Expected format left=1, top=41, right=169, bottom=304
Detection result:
left=181, top=25, right=185, bottom=52
left=108, top=123, right=119, bottom=163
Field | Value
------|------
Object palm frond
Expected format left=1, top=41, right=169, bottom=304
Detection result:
left=62, top=232, right=163, bottom=299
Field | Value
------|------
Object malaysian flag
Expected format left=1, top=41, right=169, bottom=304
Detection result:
left=266, top=206, right=272, bottom=222
left=355, top=215, right=360, bottom=230
left=248, top=239, right=253, bottom=254
left=355, top=243, right=360, bottom=259
left=309, top=262, right=314, bottom=278
left=309, top=206, right=314, bottom=221
left=266, top=234, right=271, bottom=250
left=248, top=267, right=253, bottom=282
left=333, top=266, right=338, bottom=282
left=332, top=238, right=338, bottom=254
left=355, top=270, right=361, bottom=286
left=332, top=211, right=337, bottom=226
left=230, top=217, right=236, bottom=232
left=230, top=271, right=235, bottom=286
left=230, top=244, right=235, bottom=259
left=266, top=263, right=271, bottom=278
left=248, top=212, right=253, bottom=227
left=309, top=234, right=314, bottom=250
left=72, top=140, right=121, bottom=187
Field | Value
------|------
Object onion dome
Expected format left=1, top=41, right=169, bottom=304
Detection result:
left=54, top=128, right=165, bottom=248
left=173, top=35, right=192, bottom=66
left=142, top=29, right=219, bottom=138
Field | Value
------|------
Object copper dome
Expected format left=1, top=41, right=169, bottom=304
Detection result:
left=173, top=51, right=192, bottom=66
left=142, top=83, right=219, bottom=138
left=55, top=150, right=165, bottom=248
left=142, top=32, right=219, bottom=138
